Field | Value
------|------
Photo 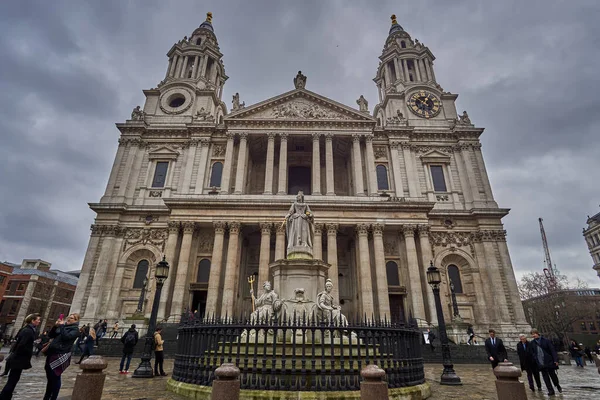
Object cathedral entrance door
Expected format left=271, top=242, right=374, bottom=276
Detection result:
left=389, top=294, right=406, bottom=324
left=192, top=290, right=208, bottom=318
left=288, top=166, right=311, bottom=195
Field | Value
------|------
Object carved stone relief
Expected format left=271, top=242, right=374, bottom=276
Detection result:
left=197, top=232, right=214, bottom=253
left=254, top=101, right=351, bottom=120
left=123, top=228, right=169, bottom=252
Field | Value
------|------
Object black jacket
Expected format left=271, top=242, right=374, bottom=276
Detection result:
left=529, top=336, right=558, bottom=370
left=485, top=337, right=508, bottom=363
left=47, top=322, right=80, bottom=356
left=121, top=328, right=139, bottom=354
left=516, top=341, right=537, bottom=371
left=10, top=324, right=38, bottom=370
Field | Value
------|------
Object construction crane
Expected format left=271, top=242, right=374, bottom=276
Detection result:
left=539, top=217, right=558, bottom=291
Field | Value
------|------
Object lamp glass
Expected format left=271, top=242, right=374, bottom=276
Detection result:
left=155, top=257, right=170, bottom=280
left=427, top=264, right=441, bottom=286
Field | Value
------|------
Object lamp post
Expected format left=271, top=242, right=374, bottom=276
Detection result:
left=133, top=256, right=170, bottom=378
left=427, top=261, right=461, bottom=385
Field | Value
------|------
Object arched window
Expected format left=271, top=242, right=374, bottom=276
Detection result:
left=196, top=38, right=202, bottom=45
left=447, top=264, right=463, bottom=293
left=377, top=118, right=381, bottom=127
left=133, top=260, right=149, bottom=289
left=401, top=41, right=406, bottom=48
left=376, top=165, right=389, bottom=190
left=197, top=259, right=211, bottom=283
left=209, top=162, right=223, bottom=187
left=386, top=261, right=400, bottom=286
left=219, top=115, right=224, bottom=124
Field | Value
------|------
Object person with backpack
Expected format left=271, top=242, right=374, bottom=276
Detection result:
left=75, top=325, right=95, bottom=364
left=119, top=325, right=139, bottom=374
left=153, top=327, right=166, bottom=376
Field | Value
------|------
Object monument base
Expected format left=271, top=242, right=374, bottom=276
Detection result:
left=270, top=258, right=330, bottom=307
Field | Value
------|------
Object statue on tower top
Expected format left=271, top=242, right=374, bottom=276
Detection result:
left=356, top=95, right=369, bottom=112
left=294, top=71, right=307, bottom=89
left=391, top=14, right=397, bottom=25
left=206, top=12, right=213, bottom=23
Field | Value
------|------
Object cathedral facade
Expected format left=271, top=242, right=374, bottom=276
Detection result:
left=71, top=13, right=529, bottom=339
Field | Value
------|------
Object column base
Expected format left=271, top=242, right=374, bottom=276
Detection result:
left=263, top=191, right=272, bottom=195
left=326, top=192, right=336, bottom=196
left=277, top=192, right=287, bottom=195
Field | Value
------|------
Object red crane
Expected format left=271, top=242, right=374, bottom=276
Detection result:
left=539, top=217, right=558, bottom=291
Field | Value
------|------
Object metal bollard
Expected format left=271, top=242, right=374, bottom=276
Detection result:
left=211, top=363, right=240, bottom=400
left=71, top=355, right=108, bottom=400
left=493, top=361, right=527, bottom=400
left=360, top=364, right=389, bottom=400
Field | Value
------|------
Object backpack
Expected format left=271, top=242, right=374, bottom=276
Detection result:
left=124, top=331, right=136, bottom=346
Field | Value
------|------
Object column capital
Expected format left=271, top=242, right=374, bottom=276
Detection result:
left=226, top=132, right=235, bottom=140
left=267, top=132, right=276, bottom=140
left=401, top=224, right=417, bottom=237
left=182, top=221, right=196, bottom=234
left=200, top=138, right=211, bottom=147
left=167, top=221, right=180, bottom=233
left=239, top=132, right=248, bottom=140
left=276, top=223, right=286, bottom=234
left=472, top=143, right=482, bottom=150
left=390, top=141, right=400, bottom=150
left=213, top=221, right=227, bottom=234
left=188, top=138, right=200, bottom=147
left=326, top=223, right=339, bottom=236
left=365, top=134, right=374, bottom=144
left=356, top=223, right=369, bottom=236
left=417, top=224, right=431, bottom=237
left=314, top=223, right=324, bottom=235
left=400, top=141, right=412, bottom=150
left=279, top=132, right=288, bottom=141
left=228, top=221, right=242, bottom=234
left=260, top=222, right=272, bottom=235
left=372, top=223, right=384, bottom=236
left=312, top=132, right=321, bottom=141
left=325, top=133, right=334, bottom=142
left=352, top=134, right=362, bottom=143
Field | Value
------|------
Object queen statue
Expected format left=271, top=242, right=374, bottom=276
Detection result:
left=284, top=191, right=314, bottom=257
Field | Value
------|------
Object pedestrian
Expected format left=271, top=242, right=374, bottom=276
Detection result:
left=119, top=324, right=139, bottom=374
left=484, top=329, right=507, bottom=370
left=0, top=313, right=40, bottom=399
left=517, top=334, right=542, bottom=392
left=73, top=326, right=86, bottom=355
left=100, top=320, right=108, bottom=339
left=110, top=321, right=120, bottom=339
left=153, top=326, right=166, bottom=376
left=426, top=328, right=436, bottom=352
left=569, top=339, right=584, bottom=367
left=93, top=319, right=102, bottom=346
left=467, top=325, right=475, bottom=345
left=529, top=328, right=562, bottom=396
left=584, top=345, right=593, bottom=365
left=35, top=330, right=50, bottom=357
left=75, top=325, right=95, bottom=364
left=43, top=313, right=80, bottom=400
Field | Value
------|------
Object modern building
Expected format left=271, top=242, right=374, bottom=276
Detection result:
left=583, top=210, right=600, bottom=279
left=71, top=13, right=529, bottom=341
left=0, top=259, right=78, bottom=335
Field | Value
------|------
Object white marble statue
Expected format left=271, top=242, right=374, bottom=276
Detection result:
left=249, top=281, right=280, bottom=324
left=284, top=191, right=314, bottom=254
left=316, top=279, right=349, bottom=326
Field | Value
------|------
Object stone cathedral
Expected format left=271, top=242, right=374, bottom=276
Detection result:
left=71, top=13, right=529, bottom=339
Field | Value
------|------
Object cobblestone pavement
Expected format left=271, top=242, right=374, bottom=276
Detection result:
left=0, top=354, right=598, bottom=399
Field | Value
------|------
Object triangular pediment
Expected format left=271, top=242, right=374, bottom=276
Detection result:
left=225, top=89, right=375, bottom=122
left=148, top=146, right=180, bottom=160
left=420, top=150, right=451, bottom=163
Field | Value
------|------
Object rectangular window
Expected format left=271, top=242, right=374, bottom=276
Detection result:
left=151, top=162, right=169, bottom=188
left=430, top=165, right=447, bottom=192
left=388, top=61, right=397, bottom=82
left=17, top=282, right=26, bottom=291
left=0, top=276, right=4, bottom=285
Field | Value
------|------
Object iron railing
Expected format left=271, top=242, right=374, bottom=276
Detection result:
left=172, top=313, right=425, bottom=391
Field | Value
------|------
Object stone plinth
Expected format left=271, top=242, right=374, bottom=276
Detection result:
left=493, top=361, right=527, bottom=400
left=71, top=355, right=108, bottom=400
left=447, top=321, right=470, bottom=345
left=270, top=258, right=329, bottom=305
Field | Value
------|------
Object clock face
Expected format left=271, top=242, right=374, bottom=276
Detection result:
left=408, top=91, right=441, bottom=118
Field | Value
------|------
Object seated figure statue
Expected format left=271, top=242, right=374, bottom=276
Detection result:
left=250, top=281, right=280, bottom=324
left=316, top=279, right=349, bottom=327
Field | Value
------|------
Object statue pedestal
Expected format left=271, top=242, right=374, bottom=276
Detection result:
left=270, top=258, right=330, bottom=307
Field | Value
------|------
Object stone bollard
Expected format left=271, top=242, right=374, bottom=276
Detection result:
left=71, top=355, right=108, bottom=400
left=211, top=363, right=240, bottom=400
left=558, top=351, right=571, bottom=365
left=493, top=362, right=527, bottom=400
left=594, top=354, right=600, bottom=375
left=360, top=364, right=389, bottom=400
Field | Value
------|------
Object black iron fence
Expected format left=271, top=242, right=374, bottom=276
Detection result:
left=173, top=314, right=425, bottom=391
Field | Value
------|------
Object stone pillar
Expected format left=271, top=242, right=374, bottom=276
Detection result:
left=325, top=133, right=335, bottom=195
left=402, top=59, right=410, bottom=81
left=167, top=56, right=177, bottom=77
left=352, top=134, right=365, bottom=196
left=212, top=363, right=240, bottom=400
left=85, top=227, right=120, bottom=321
left=70, top=228, right=102, bottom=315
left=326, top=224, right=340, bottom=304
left=194, top=138, right=211, bottom=193
left=220, top=133, right=235, bottom=194
left=191, top=56, right=199, bottom=79
left=372, top=224, right=390, bottom=320
left=414, top=59, right=422, bottom=81
left=199, top=55, right=208, bottom=78
left=497, top=235, right=528, bottom=324
left=365, top=135, right=378, bottom=195
left=459, top=144, right=481, bottom=202
left=429, top=60, right=437, bottom=82
left=389, top=142, right=404, bottom=197
left=71, top=356, right=108, bottom=400
left=402, top=225, right=426, bottom=323
left=101, top=139, right=127, bottom=200
left=311, top=133, right=321, bottom=195
left=205, top=222, right=226, bottom=318
left=424, top=58, right=432, bottom=81
left=417, top=225, right=437, bottom=325
left=360, top=365, right=389, bottom=400
left=394, top=58, right=402, bottom=82
left=221, top=222, right=242, bottom=316
left=452, top=145, right=474, bottom=207
left=158, top=222, right=180, bottom=321
left=473, top=143, right=495, bottom=203
left=493, top=362, right=527, bottom=400
left=233, top=133, right=248, bottom=194
left=263, top=133, right=275, bottom=194
left=401, top=143, right=419, bottom=198
left=258, top=223, right=272, bottom=287
left=181, top=139, right=198, bottom=194
left=275, top=223, right=286, bottom=260
left=116, top=140, right=139, bottom=199
left=169, top=222, right=195, bottom=317
left=277, top=133, right=288, bottom=195
left=479, top=232, right=510, bottom=322
left=313, top=223, right=323, bottom=261
left=357, top=224, right=374, bottom=317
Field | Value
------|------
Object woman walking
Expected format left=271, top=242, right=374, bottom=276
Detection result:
left=43, top=313, right=79, bottom=400
left=75, top=325, right=95, bottom=364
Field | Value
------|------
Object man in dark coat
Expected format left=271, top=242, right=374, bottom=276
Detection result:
left=517, top=334, right=542, bottom=392
left=0, top=313, right=40, bottom=400
left=484, top=329, right=508, bottom=370
left=119, top=324, right=139, bottom=374
left=529, top=329, right=562, bottom=396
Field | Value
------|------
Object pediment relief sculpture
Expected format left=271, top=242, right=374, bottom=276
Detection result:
left=267, top=100, right=351, bottom=120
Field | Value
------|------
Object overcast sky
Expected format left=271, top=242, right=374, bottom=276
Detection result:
left=1, top=0, right=599, bottom=287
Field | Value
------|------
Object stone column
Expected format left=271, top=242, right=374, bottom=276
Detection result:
left=116, top=140, right=139, bottom=199
left=352, top=134, right=365, bottom=196
left=372, top=224, right=390, bottom=320
left=313, top=223, right=323, bottom=261
left=452, top=145, right=474, bottom=207
left=402, top=59, right=410, bottom=81
left=389, top=142, right=405, bottom=197
left=191, top=56, right=199, bottom=79
left=101, top=139, right=127, bottom=200
left=473, top=143, right=495, bottom=202
left=311, top=133, right=321, bottom=195
left=263, top=133, right=275, bottom=194
left=417, top=225, right=437, bottom=325
left=179, top=56, right=188, bottom=78
left=364, top=135, right=378, bottom=195
left=157, top=222, right=180, bottom=321
left=394, top=58, right=402, bottom=82
left=220, top=133, right=235, bottom=194
left=326, top=224, right=340, bottom=304
left=205, top=222, right=227, bottom=318
left=402, top=225, right=426, bottom=323
left=414, top=59, right=422, bottom=81
left=401, top=143, right=419, bottom=198
left=258, top=223, right=272, bottom=287
left=221, top=222, right=242, bottom=316
left=167, top=56, right=176, bottom=77
left=169, top=222, right=195, bottom=317
left=429, top=60, right=437, bottom=82
left=496, top=234, right=528, bottom=323
left=480, top=232, right=510, bottom=322
left=357, top=224, right=374, bottom=317
left=194, top=138, right=211, bottom=193
left=275, top=223, right=286, bottom=261
left=181, top=139, right=198, bottom=194
left=70, top=227, right=102, bottom=315
left=424, top=58, right=432, bottom=81
left=199, top=55, right=207, bottom=78
left=277, top=133, right=288, bottom=195
left=325, top=133, right=335, bottom=195
left=459, top=144, right=482, bottom=202
left=234, top=133, right=248, bottom=194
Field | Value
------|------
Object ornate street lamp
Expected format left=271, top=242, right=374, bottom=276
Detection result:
left=426, top=261, right=462, bottom=385
left=133, top=256, right=170, bottom=378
